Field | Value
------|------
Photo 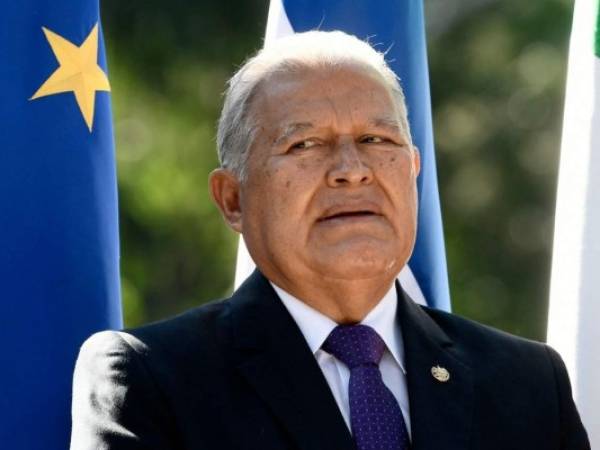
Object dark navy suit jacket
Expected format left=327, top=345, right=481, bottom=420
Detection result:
left=70, top=270, right=590, bottom=449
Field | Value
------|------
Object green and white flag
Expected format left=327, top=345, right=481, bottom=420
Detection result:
left=548, top=0, right=600, bottom=444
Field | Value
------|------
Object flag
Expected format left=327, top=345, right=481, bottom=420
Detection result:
left=235, top=0, right=450, bottom=311
left=547, top=0, right=600, bottom=444
left=0, top=1, right=122, bottom=449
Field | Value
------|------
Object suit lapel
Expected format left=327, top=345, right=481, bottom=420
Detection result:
left=229, top=272, right=473, bottom=449
left=397, top=284, right=473, bottom=450
left=230, top=271, right=355, bottom=450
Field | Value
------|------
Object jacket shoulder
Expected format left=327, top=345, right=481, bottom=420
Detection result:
left=417, top=305, right=559, bottom=392
left=77, top=298, right=233, bottom=395
left=421, top=305, right=547, bottom=356
left=417, top=306, right=590, bottom=447
left=122, top=299, right=231, bottom=351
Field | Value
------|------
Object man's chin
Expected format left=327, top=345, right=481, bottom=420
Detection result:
left=309, top=243, right=403, bottom=281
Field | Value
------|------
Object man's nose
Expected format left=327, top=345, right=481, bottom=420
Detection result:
left=326, top=137, right=374, bottom=187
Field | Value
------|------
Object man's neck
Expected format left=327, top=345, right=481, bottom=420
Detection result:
left=269, top=272, right=397, bottom=324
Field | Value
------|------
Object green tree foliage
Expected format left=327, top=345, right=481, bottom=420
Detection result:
left=102, top=0, right=268, bottom=325
left=102, top=0, right=573, bottom=340
left=428, top=0, right=573, bottom=339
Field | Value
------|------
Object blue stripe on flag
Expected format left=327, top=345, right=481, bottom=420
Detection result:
left=281, top=0, right=450, bottom=310
left=0, top=1, right=122, bottom=449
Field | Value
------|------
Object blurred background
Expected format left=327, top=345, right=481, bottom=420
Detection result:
left=101, top=0, right=573, bottom=341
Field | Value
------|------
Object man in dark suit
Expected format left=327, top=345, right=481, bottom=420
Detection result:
left=70, top=31, right=590, bottom=449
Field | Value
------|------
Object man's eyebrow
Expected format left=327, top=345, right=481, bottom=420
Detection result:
left=274, top=122, right=315, bottom=146
left=368, top=117, right=403, bottom=134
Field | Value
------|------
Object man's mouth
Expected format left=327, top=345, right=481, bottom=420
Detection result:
left=319, top=210, right=378, bottom=221
left=318, top=203, right=383, bottom=222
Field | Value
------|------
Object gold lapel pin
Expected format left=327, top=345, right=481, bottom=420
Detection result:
left=431, top=365, right=450, bottom=382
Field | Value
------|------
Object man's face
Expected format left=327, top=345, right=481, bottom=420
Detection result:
left=216, top=64, right=420, bottom=286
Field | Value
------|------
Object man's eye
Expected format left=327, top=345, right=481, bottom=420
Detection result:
left=361, top=135, right=385, bottom=144
left=290, top=139, right=317, bottom=150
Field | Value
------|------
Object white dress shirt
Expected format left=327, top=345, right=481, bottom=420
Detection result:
left=271, top=282, right=412, bottom=437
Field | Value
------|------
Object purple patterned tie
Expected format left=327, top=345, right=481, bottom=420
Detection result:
left=322, top=324, right=410, bottom=450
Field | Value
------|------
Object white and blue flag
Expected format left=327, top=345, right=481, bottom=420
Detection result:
left=236, top=0, right=450, bottom=311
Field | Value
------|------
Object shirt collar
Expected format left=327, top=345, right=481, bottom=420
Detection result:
left=271, top=282, right=337, bottom=356
left=270, top=281, right=406, bottom=373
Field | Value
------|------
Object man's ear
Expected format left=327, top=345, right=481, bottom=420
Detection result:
left=209, top=168, right=243, bottom=233
left=412, top=145, right=421, bottom=177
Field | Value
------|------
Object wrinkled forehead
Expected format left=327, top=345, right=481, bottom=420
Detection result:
left=248, top=62, right=402, bottom=131
left=256, top=60, right=394, bottom=100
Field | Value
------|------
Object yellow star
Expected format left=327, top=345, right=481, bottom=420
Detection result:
left=31, top=23, right=110, bottom=132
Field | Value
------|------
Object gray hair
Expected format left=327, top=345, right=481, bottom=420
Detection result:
left=216, top=30, right=412, bottom=181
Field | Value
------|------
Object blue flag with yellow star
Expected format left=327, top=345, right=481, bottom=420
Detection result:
left=0, top=1, right=122, bottom=449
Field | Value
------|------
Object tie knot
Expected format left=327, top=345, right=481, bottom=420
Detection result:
left=322, top=324, right=386, bottom=369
